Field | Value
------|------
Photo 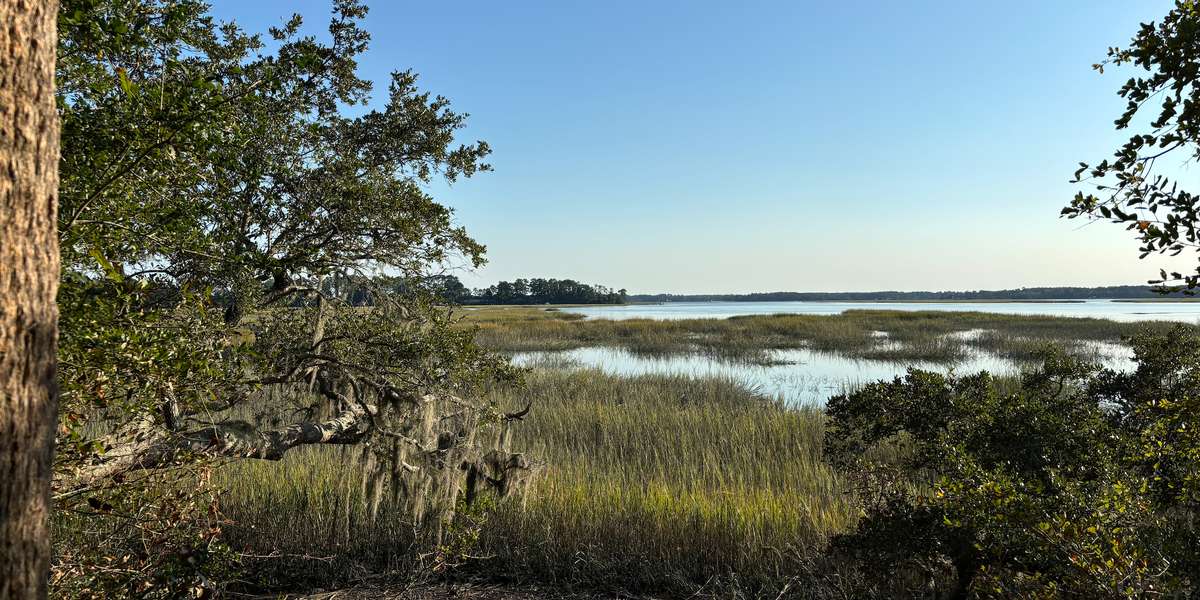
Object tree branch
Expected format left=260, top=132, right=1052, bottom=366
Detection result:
left=57, top=398, right=375, bottom=495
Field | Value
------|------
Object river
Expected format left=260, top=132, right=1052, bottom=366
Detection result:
left=569, top=299, right=1200, bottom=322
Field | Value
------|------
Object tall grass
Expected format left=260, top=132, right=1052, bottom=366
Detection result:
left=205, top=308, right=1180, bottom=595
left=476, top=369, right=855, bottom=595
left=217, top=447, right=429, bottom=588
left=212, top=368, right=862, bottom=595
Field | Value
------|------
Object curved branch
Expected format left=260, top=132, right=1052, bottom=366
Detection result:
left=57, top=399, right=375, bottom=496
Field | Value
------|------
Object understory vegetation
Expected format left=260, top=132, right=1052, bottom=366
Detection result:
left=211, top=326, right=1200, bottom=597
left=190, top=302, right=1200, bottom=598
left=214, top=370, right=854, bottom=595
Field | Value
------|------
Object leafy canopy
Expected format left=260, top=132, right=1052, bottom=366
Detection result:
left=53, top=1, right=520, bottom=595
left=1064, top=1, right=1200, bottom=291
left=826, top=336, right=1200, bottom=597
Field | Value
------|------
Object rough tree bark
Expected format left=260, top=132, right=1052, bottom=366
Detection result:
left=0, top=1, right=61, bottom=598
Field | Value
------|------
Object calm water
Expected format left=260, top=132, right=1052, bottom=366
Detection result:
left=513, top=300, right=1162, bottom=406
left=570, top=299, right=1200, bottom=323
left=511, top=340, right=1136, bottom=407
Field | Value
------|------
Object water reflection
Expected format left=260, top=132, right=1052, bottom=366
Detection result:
left=510, top=342, right=1136, bottom=407
left=570, top=300, right=1200, bottom=323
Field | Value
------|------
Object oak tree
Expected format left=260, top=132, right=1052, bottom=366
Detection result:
left=1065, top=1, right=1200, bottom=292
left=0, top=0, right=60, bottom=598
left=52, top=1, right=534, bottom=594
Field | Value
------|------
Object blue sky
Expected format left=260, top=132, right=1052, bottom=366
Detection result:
left=207, top=0, right=1187, bottom=294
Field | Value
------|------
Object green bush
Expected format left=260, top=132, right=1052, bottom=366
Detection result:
left=825, top=327, right=1200, bottom=598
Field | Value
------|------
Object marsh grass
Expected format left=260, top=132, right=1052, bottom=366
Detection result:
left=217, top=446, right=434, bottom=589
left=473, top=369, right=857, bottom=595
left=203, top=308, right=1181, bottom=595
left=211, top=368, right=864, bottom=595
left=466, top=306, right=1189, bottom=366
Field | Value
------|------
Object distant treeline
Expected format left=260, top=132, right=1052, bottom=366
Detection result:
left=629, top=285, right=1169, bottom=303
left=465, top=277, right=628, bottom=305
left=219, top=274, right=628, bottom=307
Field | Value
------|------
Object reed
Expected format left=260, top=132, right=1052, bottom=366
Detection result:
left=202, top=307, right=1183, bottom=595
left=473, top=369, right=857, bottom=595
left=211, top=368, right=863, bottom=595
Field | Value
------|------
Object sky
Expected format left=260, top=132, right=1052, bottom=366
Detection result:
left=206, top=0, right=1191, bottom=294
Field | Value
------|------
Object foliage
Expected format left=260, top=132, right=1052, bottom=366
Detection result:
left=825, top=333, right=1200, bottom=597
left=1064, top=0, right=1200, bottom=291
left=53, top=0, right=517, bottom=595
left=468, top=277, right=628, bottom=305
left=50, top=466, right=235, bottom=599
left=829, top=4, right=1200, bottom=592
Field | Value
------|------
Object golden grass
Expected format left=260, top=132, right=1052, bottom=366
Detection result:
left=195, top=308, right=1189, bottom=594
left=211, top=368, right=859, bottom=595
left=474, top=369, right=855, bottom=594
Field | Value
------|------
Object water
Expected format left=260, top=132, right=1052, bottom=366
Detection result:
left=570, top=299, right=1200, bottom=323
left=511, top=340, right=1136, bottom=407
left=511, top=300, right=1155, bottom=406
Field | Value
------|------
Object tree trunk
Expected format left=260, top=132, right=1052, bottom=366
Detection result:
left=0, top=1, right=60, bottom=598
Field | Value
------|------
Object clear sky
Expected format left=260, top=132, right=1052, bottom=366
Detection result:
left=206, top=0, right=1189, bottom=294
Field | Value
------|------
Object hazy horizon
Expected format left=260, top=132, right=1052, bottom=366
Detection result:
left=207, top=0, right=1188, bottom=295
left=465, top=281, right=1165, bottom=297
left=621, top=283, right=1163, bottom=297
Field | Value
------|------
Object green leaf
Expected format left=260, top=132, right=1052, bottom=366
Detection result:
left=88, top=247, right=124, bottom=282
left=117, top=68, right=134, bottom=98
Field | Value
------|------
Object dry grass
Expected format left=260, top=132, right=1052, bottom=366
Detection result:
left=475, top=369, right=854, bottom=594
left=212, top=368, right=861, bottom=596
left=193, top=307, right=1188, bottom=595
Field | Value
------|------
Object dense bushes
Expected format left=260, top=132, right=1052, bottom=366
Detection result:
left=825, top=326, right=1200, bottom=597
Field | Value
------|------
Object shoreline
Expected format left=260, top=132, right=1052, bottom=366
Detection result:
left=463, top=298, right=1200, bottom=308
